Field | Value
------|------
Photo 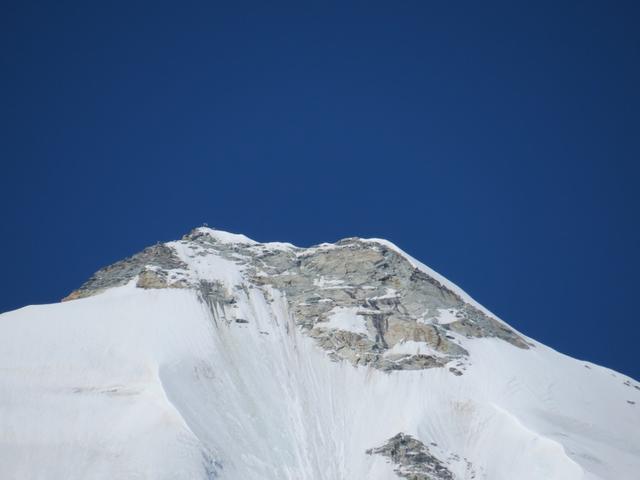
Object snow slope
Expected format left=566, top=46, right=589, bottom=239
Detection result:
left=0, top=229, right=638, bottom=479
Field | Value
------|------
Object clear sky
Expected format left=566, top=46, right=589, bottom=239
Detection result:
left=2, top=1, right=639, bottom=379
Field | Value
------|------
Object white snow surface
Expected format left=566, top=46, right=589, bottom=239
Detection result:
left=383, top=340, right=447, bottom=359
left=0, top=231, right=639, bottom=480
left=316, top=306, right=370, bottom=336
left=195, top=227, right=258, bottom=245
left=435, top=308, right=460, bottom=325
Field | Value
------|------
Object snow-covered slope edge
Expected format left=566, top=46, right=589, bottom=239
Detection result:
left=0, top=227, right=638, bottom=480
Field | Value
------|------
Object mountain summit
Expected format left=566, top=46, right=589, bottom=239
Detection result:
left=1, top=227, right=638, bottom=479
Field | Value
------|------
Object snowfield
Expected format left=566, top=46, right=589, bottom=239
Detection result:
left=0, top=230, right=638, bottom=479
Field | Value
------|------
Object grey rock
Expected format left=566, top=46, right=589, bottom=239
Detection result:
left=63, top=243, right=187, bottom=301
left=366, top=433, right=455, bottom=480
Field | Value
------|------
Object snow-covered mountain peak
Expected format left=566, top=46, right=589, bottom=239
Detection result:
left=2, top=227, right=639, bottom=480
left=63, top=227, right=531, bottom=373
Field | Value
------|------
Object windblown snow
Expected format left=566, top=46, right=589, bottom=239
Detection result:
left=0, top=227, right=638, bottom=480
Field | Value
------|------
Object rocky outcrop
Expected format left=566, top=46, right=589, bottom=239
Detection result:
left=366, top=433, right=456, bottom=480
left=62, top=244, right=187, bottom=301
left=63, top=228, right=530, bottom=374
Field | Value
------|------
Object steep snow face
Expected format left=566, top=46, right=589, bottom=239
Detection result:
left=1, top=228, right=639, bottom=480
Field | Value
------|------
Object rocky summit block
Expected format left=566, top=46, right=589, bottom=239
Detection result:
left=64, top=227, right=530, bottom=374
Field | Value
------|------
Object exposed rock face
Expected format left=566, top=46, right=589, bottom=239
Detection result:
left=366, top=433, right=476, bottom=480
left=136, top=267, right=190, bottom=290
left=62, top=244, right=187, bottom=301
left=63, top=228, right=530, bottom=373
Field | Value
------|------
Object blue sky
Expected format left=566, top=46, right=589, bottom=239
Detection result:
left=2, top=1, right=639, bottom=379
